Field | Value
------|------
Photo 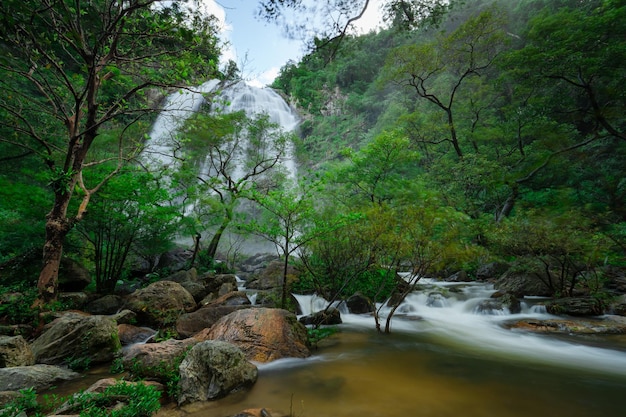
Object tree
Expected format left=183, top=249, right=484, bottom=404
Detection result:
left=179, top=110, right=291, bottom=261
left=243, top=178, right=324, bottom=308
left=0, top=0, right=221, bottom=303
left=77, top=167, right=178, bottom=293
left=258, top=0, right=457, bottom=61
left=383, top=5, right=507, bottom=158
left=335, top=130, right=420, bottom=205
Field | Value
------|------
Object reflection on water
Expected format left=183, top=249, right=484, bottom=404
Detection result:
left=158, top=326, right=626, bottom=417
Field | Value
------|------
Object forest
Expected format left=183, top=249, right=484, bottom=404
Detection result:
left=0, top=0, right=624, bottom=315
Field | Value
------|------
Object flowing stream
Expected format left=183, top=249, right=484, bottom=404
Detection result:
left=158, top=279, right=626, bottom=417
left=143, top=83, right=626, bottom=416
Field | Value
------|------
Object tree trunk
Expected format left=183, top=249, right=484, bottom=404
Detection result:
left=206, top=221, right=229, bottom=260
left=281, top=250, right=290, bottom=309
left=36, top=198, right=73, bottom=305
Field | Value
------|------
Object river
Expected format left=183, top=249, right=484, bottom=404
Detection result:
left=157, top=279, right=626, bottom=417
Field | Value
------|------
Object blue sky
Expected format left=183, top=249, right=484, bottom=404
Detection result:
left=202, top=0, right=384, bottom=87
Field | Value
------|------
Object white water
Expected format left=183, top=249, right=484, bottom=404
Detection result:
left=145, top=80, right=300, bottom=181
left=294, top=279, right=626, bottom=377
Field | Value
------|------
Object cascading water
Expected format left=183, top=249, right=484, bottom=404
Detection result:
left=294, top=278, right=626, bottom=376
left=144, top=80, right=300, bottom=180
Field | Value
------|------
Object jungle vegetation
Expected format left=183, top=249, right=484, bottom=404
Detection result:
left=0, top=0, right=624, bottom=315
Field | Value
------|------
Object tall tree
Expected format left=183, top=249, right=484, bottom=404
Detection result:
left=384, top=5, right=507, bottom=158
left=0, top=0, right=221, bottom=303
left=179, top=110, right=291, bottom=261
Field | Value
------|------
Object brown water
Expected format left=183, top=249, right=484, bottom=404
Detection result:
left=156, top=325, right=626, bottom=417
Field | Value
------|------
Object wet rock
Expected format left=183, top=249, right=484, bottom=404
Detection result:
left=493, top=270, right=552, bottom=298
left=178, top=340, right=258, bottom=405
left=176, top=305, right=249, bottom=338
left=490, top=292, right=522, bottom=314
left=122, top=338, right=197, bottom=380
left=31, top=314, right=120, bottom=366
left=426, top=292, right=448, bottom=308
left=0, top=364, right=80, bottom=391
left=232, top=408, right=275, bottom=417
left=0, top=335, right=34, bottom=367
left=299, top=307, right=342, bottom=326
left=207, top=308, right=310, bottom=363
left=474, top=300, right=508, bottom=315
left=117, top=324, right=156, bottom=346
left=445, top=270, right=469, bottom=282
left=111, top=309, right=137, bottom=325
left=125, top=281, right=196, bottom=327
left=504, top=316, right=626, bottom=334
left=245, top=261, right=296, bottom=290
left=200, top=273, right=239, bottom=297
left=476, top=262, right=510, bottom=281
left=546, top=297, right=604, bottom=316
left=346, top=292, right=374, bottom=314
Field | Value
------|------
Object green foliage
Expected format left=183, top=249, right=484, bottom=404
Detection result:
left=64, top=381, right=161, bottom=417
left=307, top=326, right=338, bottom=349
left=486, top=210, right=613, bottom=296
left=0, top=387, right=41, bottom=417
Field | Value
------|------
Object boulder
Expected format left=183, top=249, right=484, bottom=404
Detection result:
left=157, top=247, right=193, bottom=272
left=490, top=292, right=522, bottom=314
left=177, top=340, right=258, bottom=405
left=117, top=324, right=156, bottom=346
left=476, top=262, right=510, bottom=281
left=299, top=307, right=342, bottom=326
left=31, top=314, right=120, bottom=366
left=207, top=308, right=310, bottom=363
left=122, top=338, right=197, bottom=380
left=84, top=294, right=124, bottom=315
left=445, top=270, right=469, bottom=282
left=0, top=335, right=35, bottom=367
left=346, top=292, right=374, bottom=314
left=125, top=281, right=196, bottom=327
left=58, top=258, right=92, bottom=292
left=474, top=300, right=508, bottom=315
left=0, top=364, right=79, bottom=391
left=200, top=273, right=239, bottom=296
left=176, top=305, right=248, bottom=339
left=245, top=261, right=295, bottom=290
left=546, top=297, right=604, bottom=316
left=504, top=316, right=626, bottom=334
left=493, top=270, right=552, bottom=298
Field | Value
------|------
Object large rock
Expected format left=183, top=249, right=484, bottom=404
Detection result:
left=31, top=314, right=120, bottom=366
left=299, top=307, right=342, bottom=326
left=476, top=262, right=510, bottom=281
left=122, top=338, right=197, bottom=380
left=84, top=294, right=124, bottom=315
left=493, top=270, right=552, bottom=298
left=245, top=261, right=296, bottom=290
left=58, top=258, right=92, bottom=291
left=346, top=292, right=374, bottom=314
left=0, top=364, right=79, bottom=391
left=546, top=297, right=604, bottom=316
left=0, top=335, right=34, bottom=368
left=176, top=305, right=248, bottom=339
left=125, top=281, right=196, bottom=327
left=504, top=316, right=626, bottom=334
left=207, top=308, right=310, bottom=363
left=117, top=324, right=156, bottom=346
left=178, top=340, right=258, bottom=405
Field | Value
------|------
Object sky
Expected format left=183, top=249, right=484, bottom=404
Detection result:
left=200, top=0, right=385, bottom=87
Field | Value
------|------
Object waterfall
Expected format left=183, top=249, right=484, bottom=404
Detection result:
left=144, top=80, right=300, bottom=180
